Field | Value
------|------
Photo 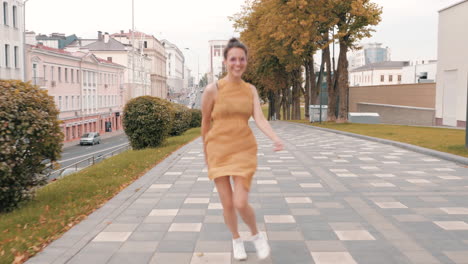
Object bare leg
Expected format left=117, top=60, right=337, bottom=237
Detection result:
left=232, top=176, right=259, bottom=236
left=214, top=176, right=240, bottom=239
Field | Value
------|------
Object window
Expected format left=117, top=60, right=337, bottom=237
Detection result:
left=144, top=41, right=147, bottom=48
left=13, top=46, right=18, bottom=68
left=83, top=71, right=87, bottom=86
left=3, top=2, right=8, bottom=26
left=389, top=75, right=393, bottom=82
left=380, top=75, right=384, bottom=82
left=71, top=69, right=74, bottom=83
left=398, top=75, right=402, bottom=82
left=77, top=70, right=80, bottom=83
left=51, top=66, right=55, bottom=80
left=43, top=65, right=47, bottom=80
left=4, top=44, right=10, bottom=67
left=12, top=5, right=16, bottom=28
left=107, top=57, right=112, bottom=62
left=65, top=68, right=68, bottom=82
left=71, top=96, right=74, bottom=109
left=58, top=96, right=62, bottom=110
left=58, top=67, right=62, bottom=82
left=65, top=96, right=68, bottom=110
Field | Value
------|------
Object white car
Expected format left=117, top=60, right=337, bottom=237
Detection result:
left=80, top=132, right=101, bottom=146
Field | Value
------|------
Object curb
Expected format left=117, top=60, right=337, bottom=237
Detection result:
left=283, top=121, right=468, bottom=166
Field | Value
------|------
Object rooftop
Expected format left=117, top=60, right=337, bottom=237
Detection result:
left=439, top=0, right=468, bottom=12
left=351, top=61, right=409, bottom=72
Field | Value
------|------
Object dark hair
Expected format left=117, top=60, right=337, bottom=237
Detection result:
left=223, top=38, right=248, bottom=59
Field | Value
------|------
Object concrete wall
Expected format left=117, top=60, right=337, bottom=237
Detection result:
left=436, top=0, right=468, bottom=128
left=349, top=83, right=436, bottom=112
left=0, top=0, right=24, bottom=80
left=357, top=103, right=435, bottom=126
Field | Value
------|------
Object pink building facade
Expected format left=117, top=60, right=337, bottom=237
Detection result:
left=25, top=44, right=126, bottom=142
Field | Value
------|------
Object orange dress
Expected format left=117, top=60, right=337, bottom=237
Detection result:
left=204, top=78, right=257, bottom=190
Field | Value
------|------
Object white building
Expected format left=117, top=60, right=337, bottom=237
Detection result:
left=208, top=40, right=227, bottom=83
left=0, top=0, right=24, bottom=80
left=70, top=31, right=152, bottom=102
left=436, top=0, right=468, bottom=128
left=161, top=39, right=185, bottom=95
left=112, top=30, right=167, bottom=99
left=348, top=43, right=391, bottom=70
left=401, top=60, right=437, bottom=84
left=349, top=61, right=408, bottom=87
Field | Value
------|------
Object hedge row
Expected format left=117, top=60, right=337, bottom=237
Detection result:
left=123, top=96, right=201, bottom=150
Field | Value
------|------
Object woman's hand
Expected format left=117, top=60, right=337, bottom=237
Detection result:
left=273, top=139, right=284, bottom=152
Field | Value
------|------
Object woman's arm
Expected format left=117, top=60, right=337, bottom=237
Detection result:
left=201, top=83, right=217, bottom=165
left=250, top=85, right=284, bottom=151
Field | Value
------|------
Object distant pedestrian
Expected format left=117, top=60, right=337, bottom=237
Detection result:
left=201, top=38, right=284, bottom=261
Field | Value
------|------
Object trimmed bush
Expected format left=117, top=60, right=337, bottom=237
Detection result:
left=170, top=103, right=192, bottom=136
left=123, top=96, right=174, bottom=150
left=190, top=109, right=202, bottom=128
left=0, top=80, right=63, bottom=212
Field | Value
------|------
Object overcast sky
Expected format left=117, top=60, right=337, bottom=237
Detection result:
left=27, top=0, right=461, bottom=77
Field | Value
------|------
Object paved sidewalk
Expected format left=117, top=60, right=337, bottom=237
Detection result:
left=27, top=122, right=468, bottom=264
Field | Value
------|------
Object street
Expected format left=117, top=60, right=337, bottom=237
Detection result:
left=58, top=133, right=129, bottom=168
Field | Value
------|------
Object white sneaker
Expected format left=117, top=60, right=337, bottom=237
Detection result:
left=252, top=233, right=270, bottom=260
left=232, top=238, right=247, bottom=261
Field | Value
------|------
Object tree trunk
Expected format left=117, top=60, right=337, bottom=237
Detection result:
left=324, top=43, right=337, bottom=122
left=336, top=41, right=349, bottom=122
left=292, top=69, right=302, bottom=120
left=315, top=51, right=325, bottom=106
left=275, top=91, right=282, bottom=120
left=303, top=59, right=310, bottom=118
left=309, top=55, right=317, bottom=106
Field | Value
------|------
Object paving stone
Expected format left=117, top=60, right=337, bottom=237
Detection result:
left=26, top=122, right=468, bottom=264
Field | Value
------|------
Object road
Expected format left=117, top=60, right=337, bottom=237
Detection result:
left=58, top=133, right=129, bottom=168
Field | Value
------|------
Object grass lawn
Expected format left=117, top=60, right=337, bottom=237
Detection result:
left=291, top=120, right=468, bottom=158
left=0, top=128, right=201, bottom=264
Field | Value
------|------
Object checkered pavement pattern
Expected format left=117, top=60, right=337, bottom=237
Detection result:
left=27, top=122, right=468, bottom=264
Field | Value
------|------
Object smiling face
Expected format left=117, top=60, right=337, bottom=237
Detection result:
left=224, top=47, right=247, bottom=78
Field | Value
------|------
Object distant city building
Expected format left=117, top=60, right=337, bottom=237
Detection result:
left=69, top=31, right=152, bottom=102
left=25, top=44, right=125, bottom=142
left=436, top=0, right=468, bottom=128
left=208, top=40, right=227, bottom=83
left=112, top=30, right=168, bottom=99
left=161, top=39, right=185, bottom=96
left=0, top=0, right=24, bottom=80
left=349, top=61, right=409, bottom=86
left=30, top=32, right=79, bottom=49
left=348, top=43, right=391, bottom=70
left=401, top=59, right=437, bottom=84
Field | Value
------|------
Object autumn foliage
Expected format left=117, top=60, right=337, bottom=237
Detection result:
left=0, top=80, right=63, bottom=213
left=232, top=0, right=382, bottom=121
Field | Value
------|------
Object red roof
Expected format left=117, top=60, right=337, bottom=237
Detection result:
left=34, top=44, right=73, bottom=55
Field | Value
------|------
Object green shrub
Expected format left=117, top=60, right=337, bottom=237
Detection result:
left=170, top=103, right=192, bottom=136
left=123, top=96, right=174, bottom=150
left=190, top=109, right=202, bottom=127
left=0, top=80, right=63, bottom=213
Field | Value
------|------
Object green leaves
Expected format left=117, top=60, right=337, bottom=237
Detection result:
left=0, top=80, right=63, bottom=213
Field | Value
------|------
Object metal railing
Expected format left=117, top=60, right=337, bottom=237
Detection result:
left=47, top=143, right=132, bottom=180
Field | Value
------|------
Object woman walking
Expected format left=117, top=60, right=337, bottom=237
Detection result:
left=201, top=38, right=284, bottom=261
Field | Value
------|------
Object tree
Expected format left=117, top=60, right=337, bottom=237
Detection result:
left=330, top=0, right=382, bottom=122
left=0, top=80, right=63, bottom=212
left=198, top=73, right=208, bottom=88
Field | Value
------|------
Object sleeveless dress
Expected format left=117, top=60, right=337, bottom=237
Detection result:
left=204, top=78, right=257, bottom=191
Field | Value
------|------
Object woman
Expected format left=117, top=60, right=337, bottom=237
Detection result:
left=201, top=38, right=284, bottom=261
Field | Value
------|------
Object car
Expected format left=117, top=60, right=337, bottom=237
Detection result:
left=80, top=132, right=101, bottom=146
